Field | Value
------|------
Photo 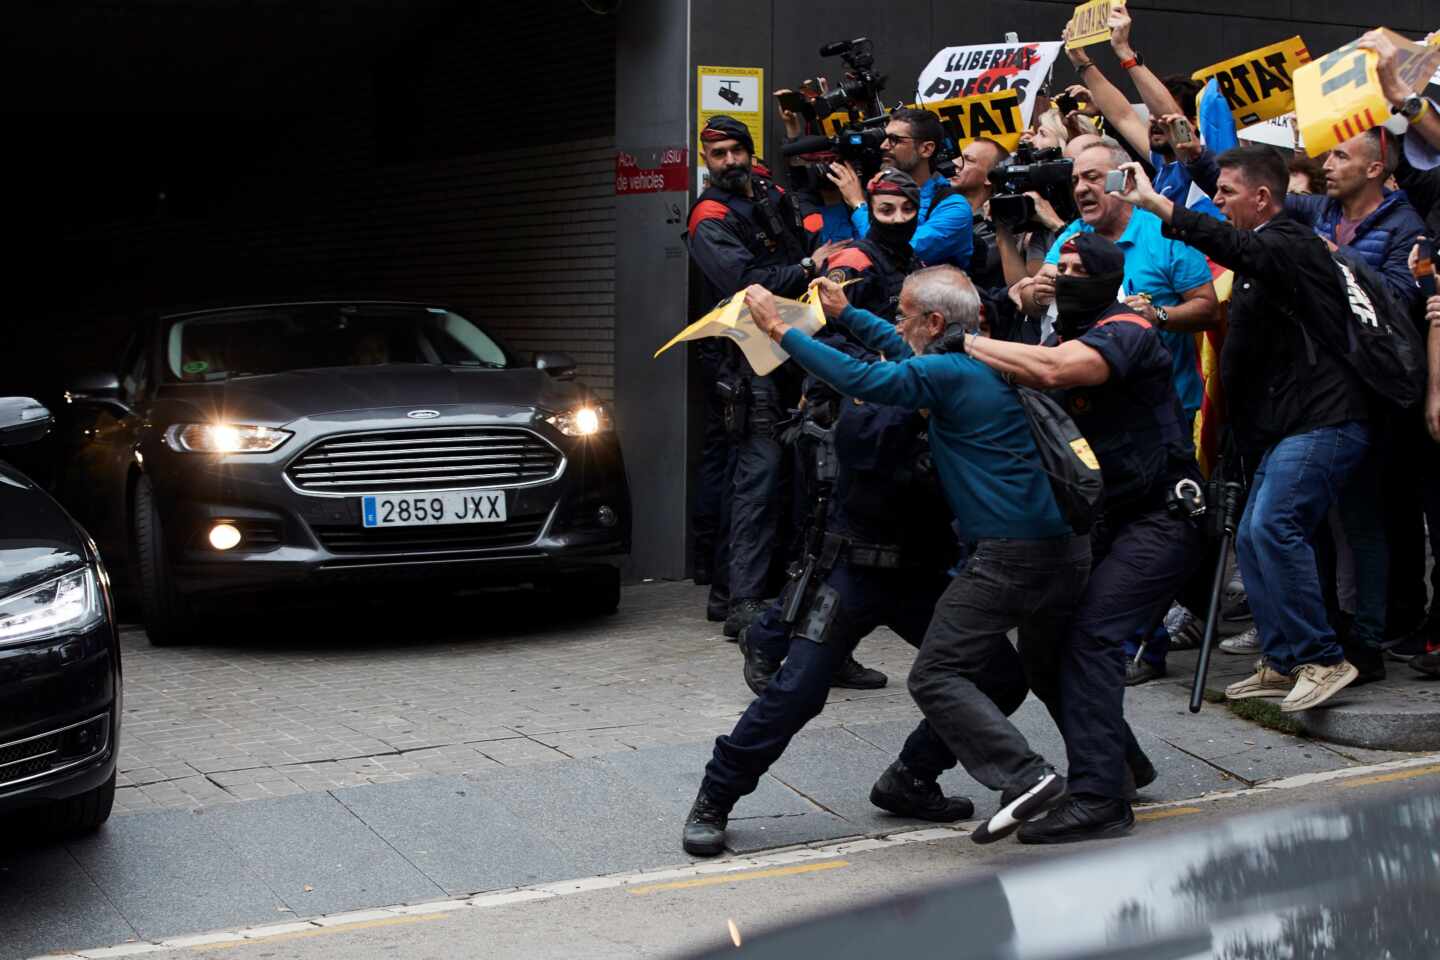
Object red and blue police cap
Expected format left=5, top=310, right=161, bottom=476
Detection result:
left=1061, top=233, right=1126, bottom=282
left=868, top=169, right=921, bottom=207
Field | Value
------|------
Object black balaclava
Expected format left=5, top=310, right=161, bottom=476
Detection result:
left=866, top=169, right=921, bottom=261
left=702, top=116, right=754, bottom=194
left=1055, top=233, right=1126, bottom=341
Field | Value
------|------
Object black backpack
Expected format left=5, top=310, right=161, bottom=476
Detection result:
left=1013, top=385, right=1105, bottom=535
left=1318, top=251, right=1426, bottom=409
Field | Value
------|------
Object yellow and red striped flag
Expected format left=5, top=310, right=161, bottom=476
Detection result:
left=1193, top=261, right=1232, bottom=478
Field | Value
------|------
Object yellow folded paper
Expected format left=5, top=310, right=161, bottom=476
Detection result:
left=654, top=284, right=846, bottom=376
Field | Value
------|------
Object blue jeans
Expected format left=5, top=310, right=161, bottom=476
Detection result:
left=1236, top=422, right=1371, bottom=674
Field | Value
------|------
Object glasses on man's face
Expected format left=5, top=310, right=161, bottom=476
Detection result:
left=881, top=133, right=917, bottom=147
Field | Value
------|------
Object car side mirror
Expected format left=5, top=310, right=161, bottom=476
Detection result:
left=534, top=352, right=577, bottom=380
left=0, top=397, right=53, bottom=447
left=66, top=372, right=130, bottom=416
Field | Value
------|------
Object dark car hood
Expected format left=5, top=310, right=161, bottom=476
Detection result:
left=0, top=461, right=87, bottom=599
left=692, top=789, right=1440, bottom=959
left=153, top=365, right=589, bottom=424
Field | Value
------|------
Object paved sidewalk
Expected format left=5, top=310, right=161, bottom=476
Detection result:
left=0, top=581, right=1426, bottom=958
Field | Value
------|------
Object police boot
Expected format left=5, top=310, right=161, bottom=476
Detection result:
left=706, top=585, right=730, bottom=623
left=869, top=761, right=975, bottom=822
left=1016, top=794, right=1134, bottom=845
left=682, top=786, right=731, bottom=857
left=831, top=655, right=887, bottom=690
left=723, top=599, right=769, bottom=639
left=738, top=626, right=781, bottom=697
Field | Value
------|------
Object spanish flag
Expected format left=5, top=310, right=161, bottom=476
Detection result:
left=1193, top=261, right=1231, bottom=478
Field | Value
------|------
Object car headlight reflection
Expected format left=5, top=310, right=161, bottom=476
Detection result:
left=547, top=405, right=613, bottom=437
left=164, top=423, right=292, bottom=454
left=0, top=568, right=105, bottom=646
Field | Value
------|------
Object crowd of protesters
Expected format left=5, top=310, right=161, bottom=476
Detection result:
left=680, top=3, right=1440, bottom=855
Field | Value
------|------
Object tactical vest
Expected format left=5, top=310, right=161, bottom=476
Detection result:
left=685, top=178, right=807, bottom=267
left=831, top=401, right=955, bottom=565
left=1057, top=313, right=1197, bottom=512
left=821, top=238, right=912, bottom=320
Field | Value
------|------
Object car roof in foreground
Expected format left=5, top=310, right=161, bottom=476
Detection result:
left=159, top=300, right=452, bottom=321
left=686, top=788, right=1440, bottom=960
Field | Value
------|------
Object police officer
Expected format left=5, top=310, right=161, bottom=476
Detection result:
left=683, top=389, right=970, bottom=857
left=687, top=115, right=843, bottom=635
left=780, top=168, right=925, bottom=691
left=965, top=234, right=1201, bottom=842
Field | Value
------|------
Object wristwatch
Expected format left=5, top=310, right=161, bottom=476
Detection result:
left=800, top=257, right=817, bottom=279
left=1395, top=93, right=1427, bottom=121
left=1120, top=51, right=1144, bottom=70
left=1154, top=305, right=1170, bottom=329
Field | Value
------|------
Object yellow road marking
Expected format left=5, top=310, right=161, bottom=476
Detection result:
left=194, top=914, right=444, bottom=951
left=1337, top=763, right=1440, bottom=789
left=1135, top=806, right=1204, bottom=822
left=626, top=860, right=848, bottom=896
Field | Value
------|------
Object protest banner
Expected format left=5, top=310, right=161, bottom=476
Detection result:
left=812, top=90, right=1026, bottom=153
left=1295, top=29, right=1440, bottom=157
left=916, top=40, right=1063, bottom=126
left=654, top=288, right=832, bottom=377
left=1193, top=36, right=1310, bottom=128
left=1065, top=0, right=1115, bottom=50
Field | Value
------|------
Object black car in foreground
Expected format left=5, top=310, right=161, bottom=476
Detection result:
left=0, top=397, right=120, bottom=832
left=55, top=301, right=631, bottom=645
left=691, top=787, right=1440, bottom=959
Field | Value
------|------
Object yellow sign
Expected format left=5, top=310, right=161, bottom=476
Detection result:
left=1295, top=29, right=1440, bottom=158
left=1065, top=0, right=1115, bottom=50
left=655, top=287, right=830, bottom=377
left=1193, top=36, right=1311, bottom=128
left=697, top=66, right=765, bottom=183
left=815, top=91, right=1024, bottom=153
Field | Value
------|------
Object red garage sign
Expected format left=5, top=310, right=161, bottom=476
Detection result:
left=616, top=148, right=688, bottom=194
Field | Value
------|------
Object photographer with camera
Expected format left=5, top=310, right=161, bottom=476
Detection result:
left=688, top=115, right=844, bottom=637
left=828, top=108, right=975, bottom=270
left=965, top=233, right=1199, bottom=840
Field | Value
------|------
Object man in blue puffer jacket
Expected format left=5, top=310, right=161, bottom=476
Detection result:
left=1284, top=127, right=1425, bottom=306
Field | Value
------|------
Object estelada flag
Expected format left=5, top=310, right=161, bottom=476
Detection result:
left=1193, top=260, right=1232, bottom=479
left=653, top=283, right=844, bottom=376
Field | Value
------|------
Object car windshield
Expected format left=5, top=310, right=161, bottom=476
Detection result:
left=162, top=304, right=511, bottom=382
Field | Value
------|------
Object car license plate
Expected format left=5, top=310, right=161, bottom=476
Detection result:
left=361, top=490, right=507, bottom=528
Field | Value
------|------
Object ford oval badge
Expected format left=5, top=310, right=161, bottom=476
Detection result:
left=407, top=409, right=441, bottom=420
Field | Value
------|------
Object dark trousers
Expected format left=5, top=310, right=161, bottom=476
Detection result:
left=693, top=383, right=732, bottom=570
left=703, top=562, right=951, bottom=807
left=904, top=535, right=1092, bottom=797
left=1385, top=411, right=1440, bottom=630
left=723, top=374, right=785, bottom=600
left=1063, top=503, right=1203, bottom=799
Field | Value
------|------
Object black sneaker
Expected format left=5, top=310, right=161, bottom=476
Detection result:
left=832, top=655, right=887, bottom=690
left=1124, top=659, right=1166, bottom=686
left=1388, top=620, right=1439, bottom=661
left=1346, top=643, right=1387, bottom=686
left=738, top=627, right=782, bottom=697
left=1017, top=794, right=1135, bottom=844
left=723, top=599, right=769, bottom=639
left=681, top=788, right=731, bottom=857
left=869, top=761, right=974, bottom=822
left=1412, top=648, right=1440, bottom=678
left=971, top=770, right=1066, bottom=845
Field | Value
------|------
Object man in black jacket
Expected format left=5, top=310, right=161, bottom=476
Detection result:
left=1116, top=146, right=1368, bottom=713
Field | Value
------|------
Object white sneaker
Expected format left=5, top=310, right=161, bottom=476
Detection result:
left=1220, top=626, right=1261, bottom=655
left=1280, top=661, right=1359, bottom=713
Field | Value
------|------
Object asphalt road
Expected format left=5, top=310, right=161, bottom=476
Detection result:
left=115, top=766, right=1440, bottom=960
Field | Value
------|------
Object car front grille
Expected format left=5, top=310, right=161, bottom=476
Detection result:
left=286, top=427, right=563, bottom=494
left=312, top=512, right=549, bottom=555
left=0, top=715, right=110, bottom=790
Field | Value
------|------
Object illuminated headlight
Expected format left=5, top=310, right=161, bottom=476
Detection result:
left=546, top=405, right=613, bottom=437
left=0, top=568, right=105, bottom=646
left=164, top=423, right=292, bottom=454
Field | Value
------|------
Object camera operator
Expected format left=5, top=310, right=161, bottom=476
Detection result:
left=829, top=108, right=975, bottom=269
left=965, top=233, right=1200, bottom=840
left=688, top=115, right=844, bottom=636
left=1118, top=148, right=1370, bottom=712
left=740, top=267, right=1100, bottom=845
left=777, top=92, right=857, bottom=244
